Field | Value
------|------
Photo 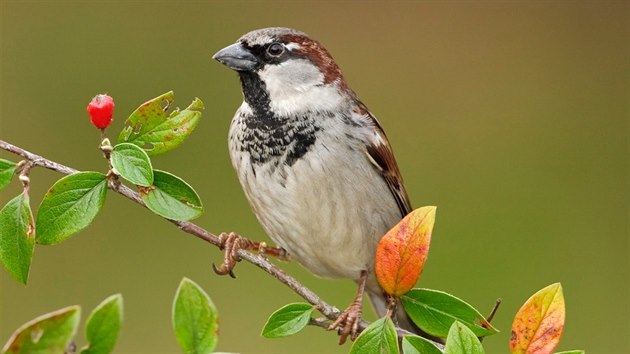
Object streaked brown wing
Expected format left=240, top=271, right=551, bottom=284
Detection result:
left=356, top=104, right=412, bottom=217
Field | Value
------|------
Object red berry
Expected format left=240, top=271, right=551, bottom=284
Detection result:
left=87, top=94, right=114, bottom=129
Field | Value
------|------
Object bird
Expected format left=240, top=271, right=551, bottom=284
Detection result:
left=213, top=27, right=415, bottom=343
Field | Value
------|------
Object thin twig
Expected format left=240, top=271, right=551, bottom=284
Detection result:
left=479, top=298, right=502, bottom=343
left=486, top=298, right=502, bottom=324
left=0, top=140, right=77, bottom=175
left=310, top=317, right=414, bottom=338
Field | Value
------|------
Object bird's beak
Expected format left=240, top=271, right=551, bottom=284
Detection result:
left=212, top=42, right=258, bottom=71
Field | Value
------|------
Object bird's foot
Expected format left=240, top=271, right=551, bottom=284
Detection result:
left=328, top=270, right=369, bottom=344
left=329, top=299, right=363, bottom=344
left=212, top=232, right=288, bottom=278
left=212, top=232, right=241, bottom=278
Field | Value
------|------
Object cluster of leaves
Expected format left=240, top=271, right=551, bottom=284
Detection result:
left=260, top=208, right=583, bottom=354
left=1, top=294, right=122, bottom=354
left=0, top=91, right=204, bottom=285
left=262, top=285, right=580, bottom=354
left=2, top=278, right=226, bottom=354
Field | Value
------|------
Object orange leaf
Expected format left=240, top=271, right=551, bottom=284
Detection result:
left=375, top=206, right=436, bottom=296
left=510, top=283, right=565, bottom=354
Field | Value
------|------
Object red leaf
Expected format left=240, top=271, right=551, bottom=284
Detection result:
left=510, top=283, right=565, bottom=354
left=375, top=206, right=436, bottom=296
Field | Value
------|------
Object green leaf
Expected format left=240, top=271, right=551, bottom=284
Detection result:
left=141, top=170, right=203, bottom=221
left=555, top=351, right=585, bottom=354
left=0, top=159, right=17, bottom=190
left=444, top=321, right=485, bottom=354
left=0, top=193, right=35, bottom=284
left=110, top=143, right=153, bottom=186
left=173, top=278, right=218, bottom=354
left=349, top=317, right=399, bottom=354
left=118, top=91, right=203, bottom=156
left=81, top=294, right=123, bottom=354
left=36, top=172, right=108, bottom=245
left=402, top=335, right=443, bottom=354
left=261, top=303, right=314, bottom=338
left=401, top=288, right=498, bottom=338
left=1, top=305, right=81, bottom=354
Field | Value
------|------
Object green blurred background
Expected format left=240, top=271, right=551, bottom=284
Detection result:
left=1, top=1, right=627, bottom=353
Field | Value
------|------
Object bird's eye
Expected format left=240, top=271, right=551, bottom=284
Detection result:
left=267, top=43, right=285, bottom=57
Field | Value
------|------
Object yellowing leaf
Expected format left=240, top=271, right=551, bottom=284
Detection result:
left=510, top=283, right=565, bottom=354
left=375, top=206, right=436, bottom=296
left=118, top=91, right=203, bottom=156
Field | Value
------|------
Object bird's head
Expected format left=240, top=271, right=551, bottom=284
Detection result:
left=213, top=27, right=352, bottom=114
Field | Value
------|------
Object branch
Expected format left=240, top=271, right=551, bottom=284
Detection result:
left=1, top=139, right=418, bottom=339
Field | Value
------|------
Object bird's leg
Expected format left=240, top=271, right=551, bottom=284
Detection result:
left=328, top=270, right=368, bottom=344
left=253, top=240, right=289, bottom=260
left=212, top=232, right=288, bottom=278
left=384, top=294, right=397, bottom=319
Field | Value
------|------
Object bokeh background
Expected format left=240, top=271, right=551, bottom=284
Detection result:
left=1, top=1, right=627, bottom=353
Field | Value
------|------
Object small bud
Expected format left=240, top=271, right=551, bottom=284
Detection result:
left=101, top=138, right=112, bottom=147
left=18, top=175, right=30, bottom=184
left=87, top=94, right=115, bottom=129
left=258, top=241, right=268, bottom=254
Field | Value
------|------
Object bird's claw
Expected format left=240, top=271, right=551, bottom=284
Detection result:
left=212, top=233, right=288, bottom=278
left=212, top=232, right=242, bottom=278
left=328, top=270, right=368, bottom=345
left=328, top=300, right=362, bottom=345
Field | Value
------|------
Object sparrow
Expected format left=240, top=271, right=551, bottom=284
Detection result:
left=213, top=27, right=416, bottom=343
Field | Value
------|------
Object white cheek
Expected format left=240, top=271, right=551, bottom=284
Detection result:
left=259, top=59, right=323, bottom=95
left=275, top=85, right=344, bottom=115
left=258, top=60, right=343, bottom=114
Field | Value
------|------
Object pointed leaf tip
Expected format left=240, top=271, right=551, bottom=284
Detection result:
left=375, top=206, right=436, bottom=296
left=445, top=321, right=485, bottom=354
left=262, top=303, right=314, bottom=338
left=349, top=317, right=399, bottom=354
left=81, top=294, right=123, bottom=354
left=173, top=278, right=218, bottom=354
left=510, top=283, right=565, bottom=354
left=0, top=193, right=35, bottom=284
left=401, top=288, right=498, bottom=338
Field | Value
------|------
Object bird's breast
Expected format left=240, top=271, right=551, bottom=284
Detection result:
left=228, top=109, right=401, bottom=281
left=231, top=109, right=321, bottom=168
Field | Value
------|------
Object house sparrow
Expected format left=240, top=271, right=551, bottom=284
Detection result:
left=213, top=27, right=416, bottom=343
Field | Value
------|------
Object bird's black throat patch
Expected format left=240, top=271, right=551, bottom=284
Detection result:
left=237, top=71, right=320, bottom=167
left=239, top=71, right=272, bottom=116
